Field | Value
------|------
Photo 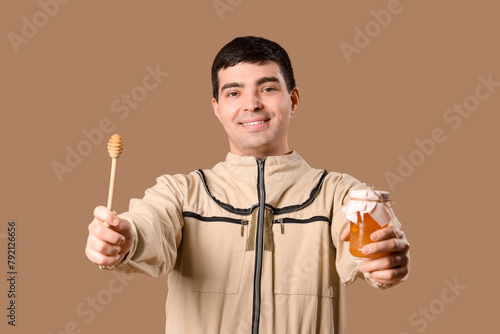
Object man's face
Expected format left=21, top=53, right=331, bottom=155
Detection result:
left=212, top=62, right=299, bottom=158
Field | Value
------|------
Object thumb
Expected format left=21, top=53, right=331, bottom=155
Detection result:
left=108, top=210, right=120, bottom=227
left=94, top=205, right=116, bottom=226
left=110, top=217, right=133, bottom=236
left=340, top=225, right=350, bottom=242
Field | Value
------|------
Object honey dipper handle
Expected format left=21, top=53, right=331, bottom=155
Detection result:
left=107, top=158, right=117, bottom=210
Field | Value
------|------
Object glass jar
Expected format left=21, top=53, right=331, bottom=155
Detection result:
left=343, top=189, right=393, bottom=258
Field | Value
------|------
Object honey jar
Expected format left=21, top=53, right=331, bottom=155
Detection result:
left=343, top=189, right=393, bottom=258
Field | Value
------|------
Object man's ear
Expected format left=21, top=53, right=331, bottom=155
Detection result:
left=290, top=87, right=300, bottom=115
left=212, top=97, right=222, bottom=123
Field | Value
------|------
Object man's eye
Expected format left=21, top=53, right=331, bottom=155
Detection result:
left=263, top=87, right=276, bottom=93
left=227, top=91, right=238, bottom=97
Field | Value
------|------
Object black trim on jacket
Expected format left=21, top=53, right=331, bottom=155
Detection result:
left=195, top=169, right=328, bottom=215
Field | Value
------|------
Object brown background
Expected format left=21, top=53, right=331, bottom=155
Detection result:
left=1, top=0, right=498, bottom=333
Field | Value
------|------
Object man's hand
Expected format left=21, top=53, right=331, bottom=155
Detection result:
left=341, top=225, right=410, bottom=285
left=85, top=206, right=134, bottom=268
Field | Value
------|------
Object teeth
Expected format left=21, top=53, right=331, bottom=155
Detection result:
left=242, top=120, right=265, bottom=126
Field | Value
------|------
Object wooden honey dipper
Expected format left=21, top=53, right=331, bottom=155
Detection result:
left=106, top=133, right=123, bottom=214
left=99, top=134, right=123, bottom=269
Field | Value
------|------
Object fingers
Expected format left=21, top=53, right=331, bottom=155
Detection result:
left=360, top=253, right=410, bottom=284
left=370, top=268, right=408, bottom=285
left=86, top=206, right=134, bottom=267
left=360, top=252, right=408, bottom=273
left=364, top=264, right=410, bottom=285
left=357, top=225, right=411, bottom=284
left=86, top=223, right=125, bottom=266
left=370, top=225, right=403, bottom=242
left=87, top=233, right=122, bottom=256
left=360, top=242, right=411, bottom=285
left=362, top=237, right=409, bottom=256
left=85, top=244, right=122, bottom=267
left=362, top=227, right=409, bottom=256
left=88, top=219, right=126, bottom=245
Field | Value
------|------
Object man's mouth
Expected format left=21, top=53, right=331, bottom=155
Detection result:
left=242, top=120, right=266, bottom=126
left=240, top=119, right=270, bottom=126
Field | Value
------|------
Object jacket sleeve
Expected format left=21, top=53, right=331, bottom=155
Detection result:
left=113, top=174, right=186, bottom=277
left=330, top=173, right=403, bottom=289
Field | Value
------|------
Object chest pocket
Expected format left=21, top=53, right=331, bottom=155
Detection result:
left=271, top=214, right=338, bottom=299
left=171, top=212, right=248, bottom=294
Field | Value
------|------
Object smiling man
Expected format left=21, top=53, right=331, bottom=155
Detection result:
left=213, top=61, right=299, bottom=159
left=85, top=36, right=410, bottom=334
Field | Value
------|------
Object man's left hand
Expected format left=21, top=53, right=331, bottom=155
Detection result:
left=341, top=225, right=410, bottom=285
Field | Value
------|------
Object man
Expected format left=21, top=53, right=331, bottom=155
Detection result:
left=85, top=36, right=410, bottom=333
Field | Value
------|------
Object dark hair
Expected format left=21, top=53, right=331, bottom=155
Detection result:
left=211, top=36, right=296, bottom=101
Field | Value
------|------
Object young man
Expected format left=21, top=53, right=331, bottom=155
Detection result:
left=85, top=36, right=410, bottom=333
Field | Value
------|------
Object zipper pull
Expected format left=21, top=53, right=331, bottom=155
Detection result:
left=257, top=159, right=264, bottom=170
left=241, top=219, right=248, bottom=237
left=277, top=218, right=285, bottom=235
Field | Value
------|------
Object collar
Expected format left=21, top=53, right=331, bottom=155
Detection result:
left=214, top=150, right=311, bottom=184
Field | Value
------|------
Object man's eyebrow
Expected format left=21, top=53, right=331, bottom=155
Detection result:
left=220, top=82, right=243, bottom=92
left=220, top=77, right=281, bottom=93
left=256, top=76, right=280, bottom=86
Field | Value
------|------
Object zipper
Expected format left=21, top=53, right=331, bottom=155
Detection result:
left=273, top=216, right=331, bottom=235
left=182, top=211, right=245, bottom=224
left=251, top=157, right=266, bottom=334
left=182, top=212, right=249, bottom=237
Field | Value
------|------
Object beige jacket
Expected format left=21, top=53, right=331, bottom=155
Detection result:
left=115, top=151, right=402, bottom=333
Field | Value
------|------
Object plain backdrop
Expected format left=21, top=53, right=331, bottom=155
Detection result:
left=1, top=1, right=499, bottom=333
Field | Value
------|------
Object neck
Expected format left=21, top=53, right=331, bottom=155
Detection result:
left=230, top=146, right=291, bottom=160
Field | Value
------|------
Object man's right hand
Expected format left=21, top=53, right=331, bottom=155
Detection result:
left=85, top=206, right=134, bottom=267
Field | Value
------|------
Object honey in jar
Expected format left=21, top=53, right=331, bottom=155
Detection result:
left=343, top=189, right=392, bottom=258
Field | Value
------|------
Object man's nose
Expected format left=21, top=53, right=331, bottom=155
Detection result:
left=243, top=94, right=263, bottom=111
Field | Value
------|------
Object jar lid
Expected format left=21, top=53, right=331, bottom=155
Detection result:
left=344, top=189, right=392, bottom=226
left=350, top=189, right=389, bottom=201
